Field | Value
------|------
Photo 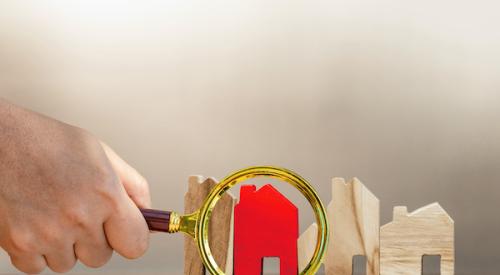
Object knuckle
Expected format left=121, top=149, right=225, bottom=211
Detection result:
left=135, top=173, right=148, bottom=190
left=136, top=238, right=148, bottom=256
left=95, top=165, right=116, bottom=186
left=48, top=265, right=63, bottom=273
left=63, top=205, right=92, bottom=229
left=9, top=232, right=35, bottom=253
left=48, top=260, right=76, bottom=273
left=14, top=263, right=45, bottom=274
left=126, top=236, right=149, bottom=259
left=131, top=175, right=151, bottom=207
left=95, top=170, right=118, bottom=193
left=39, top=228, right=66, bottom=249
left=137, top=176, right=150, bottom=197
left=30, top=266, right=45, bottom=274
left=10, top=256, right=45, bottom=274
left=94, top=170, right=122, bottom=208
left=75, top=234, right=113, bottom=268
left=49, top=262, right=75, bottom=273
left=81, top=250, right=112, bottom=268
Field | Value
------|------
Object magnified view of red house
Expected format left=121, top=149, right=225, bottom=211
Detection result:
left=234, top=184, right=299, bottom=275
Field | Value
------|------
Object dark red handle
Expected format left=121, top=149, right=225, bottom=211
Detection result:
left=141, top=209, right=172, bottom=233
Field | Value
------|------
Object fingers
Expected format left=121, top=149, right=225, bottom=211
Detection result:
left=9, top=253, right=47, bottom=274
left=100, top=142, right=151, bottom=209
left=104, top=188, right=149, bottom=259
left=74, top=224, right=113, bottom=268
left=100, top=142, right=150, bottom=258
left=44, top=243, right=77, bottom=273
left=96, top=142, right=150, bottom=260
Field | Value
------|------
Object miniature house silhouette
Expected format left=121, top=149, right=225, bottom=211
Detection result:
left=234, top=184, right=298, bottom=275
left=298, top=178, right=380, bottom=275
left=184, top=176, right=235, bottom=275
left=297, top=179, right=455, bottom=275
left=380, top=203, right=454, bottom=274
left=182, top=174, right=456, bottom=275
left=326, top=178, right=380, bottom=275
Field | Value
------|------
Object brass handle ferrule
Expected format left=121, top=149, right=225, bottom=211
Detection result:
left=168, top=212, right=181, bottom=233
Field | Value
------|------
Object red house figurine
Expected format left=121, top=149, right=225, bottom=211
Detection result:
left=234, top=184, right=299, bottom=275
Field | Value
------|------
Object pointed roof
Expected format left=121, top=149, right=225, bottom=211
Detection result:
left=411, top=202, right=454, bottom=224
left=238, top=184, right=297, bottom=211
left=382, top=202, right=454, bottom=229
left=331, top=177, right=379, bottom=203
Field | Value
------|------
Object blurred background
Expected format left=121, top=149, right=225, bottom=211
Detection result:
left=1, top=0, right=499, bottom=274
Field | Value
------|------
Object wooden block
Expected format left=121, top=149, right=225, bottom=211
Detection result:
left=380, top=203, right=454, bottom=274
left=325, top=177, right=380, bottom=275
left=297, top=177, right=380, bottom=275
left=210, top=180, right=236, bottom=275
left=184, top=176, right=236, bottom=275
left=234, top=184, right=299, bottom=275
left=297, top=222, right=318, bottom=272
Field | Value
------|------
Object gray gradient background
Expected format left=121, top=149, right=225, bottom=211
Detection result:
left=1, top=1, right=499, bottom=274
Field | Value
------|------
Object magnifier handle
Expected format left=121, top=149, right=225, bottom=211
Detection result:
left=140, top=209, right=172, bottom=233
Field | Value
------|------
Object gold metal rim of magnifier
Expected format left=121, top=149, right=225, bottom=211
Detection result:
left=187, top=166, right=330, bottom=275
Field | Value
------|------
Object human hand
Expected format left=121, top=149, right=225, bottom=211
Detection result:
left=0, top=100, right=151, bottom=273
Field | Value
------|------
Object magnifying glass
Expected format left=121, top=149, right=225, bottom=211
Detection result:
left=140, top=166, right=329, bottom=275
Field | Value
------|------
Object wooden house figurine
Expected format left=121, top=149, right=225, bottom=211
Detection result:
left=181, top=174, right=456, bottom=275
left=380, top=203, right=454, bottom=274
left=234, top=184, right=299, bottom=275
left=184, top=176, right=235, bottom=275
left=326, top=177, right=380, bottom=275
left=298, top=177, right=380, bottom=275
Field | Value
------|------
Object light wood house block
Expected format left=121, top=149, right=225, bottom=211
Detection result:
left=326, top=177, right=380, bottom=275
left=297, top=223, right=318, bottom=271
left=184, top=176, right=236, bottom=275
left=380, top=203, right=454, bottom=275
left=298, top=177, right=380, bottom=275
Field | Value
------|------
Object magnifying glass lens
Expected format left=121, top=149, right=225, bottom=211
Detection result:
left=142, top=166, right=328, bottom=275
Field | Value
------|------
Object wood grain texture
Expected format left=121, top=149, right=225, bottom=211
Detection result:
left=298, top=177, right=380, bottom=275
left=297, top=222, right=318, bottom=272
left=183, top=176, right=236, bottom=275
left=380, top=203, right=454, bottom=275
left=325, top=177, right=380, bottom=275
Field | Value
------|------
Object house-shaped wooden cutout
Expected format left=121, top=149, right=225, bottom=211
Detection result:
left=234, top=184, right=299, bottom=275
left=380, top=203, right=454, bottom=275
left=298, top=177, right=380, bottom=275
left=184, top=176, right=236, bottom=275
left=183, top=175, right=455, bottom=275
left=327, top=177, right=380, bottom=275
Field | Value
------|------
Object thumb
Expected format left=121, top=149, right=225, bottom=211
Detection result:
left=100, top=141, right=152, bottom=209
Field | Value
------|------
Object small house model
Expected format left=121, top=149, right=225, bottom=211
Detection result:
left=380, top=203, right=454, bottom=274
left=234, top=184, right=299, bottom=275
